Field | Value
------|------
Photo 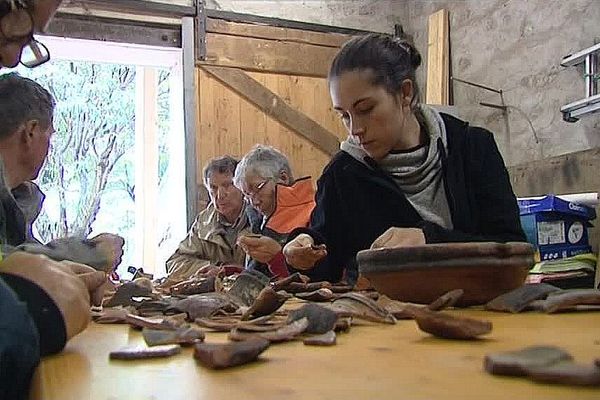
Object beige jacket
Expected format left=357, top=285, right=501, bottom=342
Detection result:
left=165, top=203, right=254, bottom=281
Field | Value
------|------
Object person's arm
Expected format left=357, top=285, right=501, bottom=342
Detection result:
left=287, top=171, right=349, bottom=282
left=165, top=215, right=232, bottom=279
left=0, top=252, right=106, bottom=352
left=421, top=128, right=525, bottom=244
left=0, top=276, right=41, bottom=400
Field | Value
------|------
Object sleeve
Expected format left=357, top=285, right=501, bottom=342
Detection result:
left=288, top=171, right=349, bottom=283
left=0, top=273, right=67, bottom=356
left=421, top=128, right=525, bottom=244
left=165, top=216, right=228, bottom=279
left=0, top=269, right=71, bottom=400
left=0, top=277, right=39, bottom=400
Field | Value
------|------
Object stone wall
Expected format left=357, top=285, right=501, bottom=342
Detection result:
left=204, top=0, right=399, bottom=33
left=398, top=0, right=600, bottom=166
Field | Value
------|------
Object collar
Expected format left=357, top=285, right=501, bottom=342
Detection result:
left=264, top=177, right=315, bottom=234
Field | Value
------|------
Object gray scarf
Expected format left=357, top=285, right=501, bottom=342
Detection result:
left=340, top=104, right=453, bottom=230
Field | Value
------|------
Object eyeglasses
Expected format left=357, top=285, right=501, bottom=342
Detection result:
left=242, top=179, right=269, bottom=200
left=0, top=7, right=50, bottom=68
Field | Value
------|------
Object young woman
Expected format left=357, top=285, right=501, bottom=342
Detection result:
left=283, top=33, right=525, bottom=284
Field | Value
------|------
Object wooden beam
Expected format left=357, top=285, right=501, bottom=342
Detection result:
left=182, top=16, right=198, bottom=227
left=205, top=9, right=372, bottom=36
left=206, top=18, right=351, bottom=48
left=426, top=9, right=450, bottom=105
left=49, top=13, right=181, bottom=48
left=203, top=33, right=338, bottom=77
left=134, top=67, right=158, bottom=273
left=60, top=0, right=195, bottom=18
left=201, top=65, right=340, bottom=156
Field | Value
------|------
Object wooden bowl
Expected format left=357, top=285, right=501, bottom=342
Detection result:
left=357, top=242, right=535, bottom=306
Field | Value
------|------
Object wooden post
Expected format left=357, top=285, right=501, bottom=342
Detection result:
left=134, top=67, right=158, bottom=274
left=426, top=9, right=449, bottom=105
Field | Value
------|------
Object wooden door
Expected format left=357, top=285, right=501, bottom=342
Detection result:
left=193, top=17, right=356, bottom=209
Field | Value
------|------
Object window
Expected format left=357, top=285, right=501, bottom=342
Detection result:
left=6, top=36, right=186, bottom=278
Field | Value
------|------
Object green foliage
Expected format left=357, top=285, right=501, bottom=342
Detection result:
left=14, top=60, right=171, bottom=246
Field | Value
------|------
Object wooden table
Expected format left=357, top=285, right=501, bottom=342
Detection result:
left=31, top=309, right=600, bottom=400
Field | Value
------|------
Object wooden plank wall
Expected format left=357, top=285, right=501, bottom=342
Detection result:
left=194, top=18, right=352, bottom=205
left=195, top=68, right=347, bottom=188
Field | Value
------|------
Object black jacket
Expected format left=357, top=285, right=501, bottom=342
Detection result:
left=292, top=113, right=525, bottom=283
left=0, top=273, right=67, bottom=400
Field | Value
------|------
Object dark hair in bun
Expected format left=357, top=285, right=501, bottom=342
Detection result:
left=329, top=33, right=422, bottom=107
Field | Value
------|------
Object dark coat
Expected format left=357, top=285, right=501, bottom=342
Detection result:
left=0, top=273, right=67, bottom=400
left=292, top=113, right=525, bottom=283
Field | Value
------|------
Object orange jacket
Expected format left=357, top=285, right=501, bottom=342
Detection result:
left=264, top=177, right=315, bottom=235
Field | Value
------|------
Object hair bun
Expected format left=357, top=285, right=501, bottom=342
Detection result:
left=392, top=36, right=422, bottom=69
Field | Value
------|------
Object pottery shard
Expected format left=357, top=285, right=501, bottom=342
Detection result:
left=194, top=338, right=270, bottom=369
left=143, top=326, right=205, bottom=346
left=294, top=288, right=335, bottom=302
left=334, top=317, right=352, bottom=332
left=329, top=285, right=354, bottom=294
left=328, top=293, right=396, bottom=324
left=241, top=287, right=289, bottom=320
left=283, top=281, right=332, bottom=294
left=194, top=315, right=274, bottom=332
left=376, top=295, right=420, bottom=319
left=287, top=303, right=338, bottom=334
left=412, top=308, right=492, bottom=340
left=271, top=272, right=310, bottom=291
left=104, top=281, right=154, bottom=307
left=109, top=344, right=181, bottom=360
left=227, top=271, right=270, bottom=307
left=92, top=307, right=131, bottom=324
left=125, top=314, right=184, bottom=331
left=229, top=318, right=309, bottom=343
left=526, top=361, right=600, bottom=386
left=169, top=276, right=217, bottom=296
left=303, top=331, right=337, bottom=346
left=235, top=322, right=287, bottom=332
left=167, top=293, right=237, bottom=320
left=485, top=283, right=561, bottom=313
left=484, top=346, right=574, bottom=376
left=540, top=289, right=600, bottom=313
left=428, top=289, right=464, bottom=311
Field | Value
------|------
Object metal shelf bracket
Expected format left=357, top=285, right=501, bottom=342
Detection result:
left=560, top=43, right=600, bottom=122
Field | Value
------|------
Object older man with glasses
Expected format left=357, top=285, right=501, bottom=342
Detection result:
left=0, top=2, right=113, bottom=400
left=234, top=145, right=318, bottom=278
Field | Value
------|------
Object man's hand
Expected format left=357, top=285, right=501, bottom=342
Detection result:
left=0, top=252, right=107, bottom=341
left=90, top=233, right=125, bottom=272
left=370, top=227, right=426, bottom=249
left=237, top=235, right=282, bottom=264
left=283, top=233, right=327, bottom=271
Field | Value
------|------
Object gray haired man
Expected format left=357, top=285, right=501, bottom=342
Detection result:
left=0, top=72, right=124, bottom=270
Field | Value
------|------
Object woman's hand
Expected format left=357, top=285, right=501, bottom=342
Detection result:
left=283, top=233, right=327, bottom=270
left=237, top=235, right=282, bottom=263
left=370, top=227, right=426, bottom=249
